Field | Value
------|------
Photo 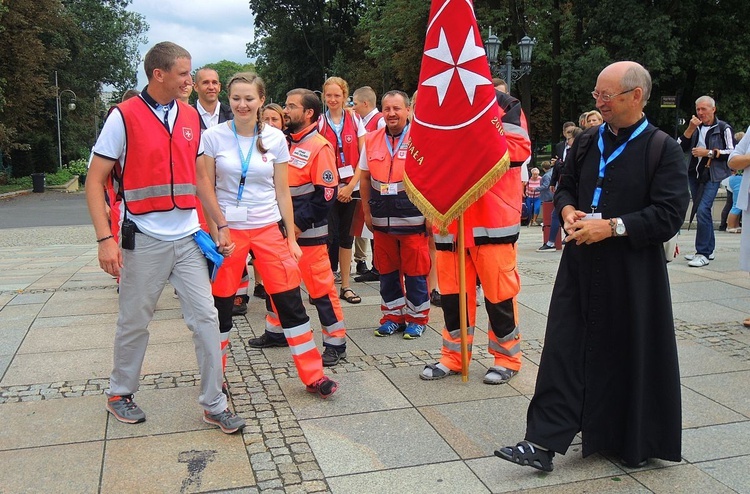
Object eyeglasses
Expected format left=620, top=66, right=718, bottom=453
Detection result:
left=284, top=103, right=301, bottom=110
left=591, top=88, right=636, bottom=102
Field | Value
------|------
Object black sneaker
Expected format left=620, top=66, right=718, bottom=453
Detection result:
left=537, top=244, right=555, bottom=252
left=322, top=346, right=346, bottom=367
left=356, top=260, right=369, bottom=275
left=430, top=289, right=442, bottom=307
left=247, top=333, right=289, bottom=348
left=253, top=283, right=267, bottom=300
left=306, top=376, right=338, bottom=398
left=354, top=269, right=380, bottom=282
left=231, top=296, right=247, bottom=316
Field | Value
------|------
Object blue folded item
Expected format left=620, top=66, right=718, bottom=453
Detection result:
left=193, top=230, right=224, bottom=282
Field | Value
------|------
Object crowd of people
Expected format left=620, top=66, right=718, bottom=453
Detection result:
left=85, top=41, right=749, bottom=476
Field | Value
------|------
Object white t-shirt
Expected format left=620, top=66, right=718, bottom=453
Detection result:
left=196, top=100, right=221, bottom=129
left=92, top=97, right=203, bottom=241
left=202, top=122, right=290, bottom=229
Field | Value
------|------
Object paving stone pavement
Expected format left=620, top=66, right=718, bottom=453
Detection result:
left=1, top=222, right=749, bottom=493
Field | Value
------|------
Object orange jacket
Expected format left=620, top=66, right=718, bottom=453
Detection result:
left=434, top=91, right=530, bottom=249
left=288, top=123, right=338, bottom=246
left=366, top=126, right=425, bottom=234
left=116, top=98, right=200, bottom=215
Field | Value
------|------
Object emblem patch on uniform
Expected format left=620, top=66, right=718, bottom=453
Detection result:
left=324, top=187, right=335, bottom=201
left=345, top=135, right=353, bottom=143
left=182, top=128, right=193, bottom=141
left=262, top=155, right=268, bottom=162
left=322, top=170, right=334, bottom=184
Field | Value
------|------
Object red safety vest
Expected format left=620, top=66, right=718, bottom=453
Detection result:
left=364, top=111, right=384, bottom=132
left=116, top=98, right=200, bottom=215
left=318, top=110, right=360, bottom=184
left=365, top=127, right=425, bottom=234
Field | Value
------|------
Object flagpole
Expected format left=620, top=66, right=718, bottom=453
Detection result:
left=457, top=214, right=469, bottom=382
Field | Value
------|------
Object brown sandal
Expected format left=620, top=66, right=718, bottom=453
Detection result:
left=340, top=287, right=361, bottom=304
left=743, top=318, right=750, bottom=328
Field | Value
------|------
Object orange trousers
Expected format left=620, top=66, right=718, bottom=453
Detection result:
left=212, top=224, right=323, bottom=385
left=266, top=243, right=347, bottom=349
left=436, top=243, right=522, bottom=372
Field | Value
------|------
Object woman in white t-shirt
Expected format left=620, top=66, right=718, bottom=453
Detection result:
left=201, top=73, right=335, bottom=395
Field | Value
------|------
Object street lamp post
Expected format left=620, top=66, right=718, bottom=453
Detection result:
left=55, top=71, right=77, bottom=170
left=484, top=29, right=536, bottom=93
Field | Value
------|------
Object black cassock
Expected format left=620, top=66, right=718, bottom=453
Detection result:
left=526, top=117, right=689, bottom=465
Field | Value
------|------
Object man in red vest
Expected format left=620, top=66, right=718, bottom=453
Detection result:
left=85, top=42, right=245, bottom=434
left=360, top=90, right=431, bottom=339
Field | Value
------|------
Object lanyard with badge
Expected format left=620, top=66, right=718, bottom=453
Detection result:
left=225, top=121, right=257, bottom=222
left=326, top=112, right=354, bottom=180
left=586, top=119, right=648, bottom=219
left=380, top=123, right=409, bottom=196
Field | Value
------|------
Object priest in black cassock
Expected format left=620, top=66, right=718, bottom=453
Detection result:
left=496, top=61, right=688, bottom=472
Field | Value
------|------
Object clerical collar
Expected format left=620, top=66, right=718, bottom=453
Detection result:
left=606, top=114, right=647, bottom=143
left=140, top=85, right=175, bottom=112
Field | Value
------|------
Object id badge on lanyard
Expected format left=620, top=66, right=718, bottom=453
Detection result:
left=380, top=183, right=398, bottom=195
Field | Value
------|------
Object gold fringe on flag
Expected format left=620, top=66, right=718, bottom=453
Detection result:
left=404, top=150, right=511, bottom=234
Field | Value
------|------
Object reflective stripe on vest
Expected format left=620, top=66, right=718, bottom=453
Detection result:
left=298, top=224, right=328, bottom=240
left=289, top=183, right=316, bottom=197
left=372, top=216, right=424, bottom=228
left=370, top=178, right=405, bottom=193
left=123, top=183, right=197, bottom=203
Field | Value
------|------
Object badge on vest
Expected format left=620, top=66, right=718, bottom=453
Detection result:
left=290, top=148, right=310, bottom=168
left=183, top=128, right=194, bottom=141
left=397, top=149, right=407, bottom=160
left=322, top=170, right=335, bottom=184
left=324, top=187, right=335, bottom=201
left=338, top=165, right=354, bottom=179
left=225, top=206, right=248, bottom=222
left=380, top=183, right=398, bottom=195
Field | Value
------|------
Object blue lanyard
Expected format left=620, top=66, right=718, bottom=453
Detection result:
left=326, top=111, right=347, bottom=167
left=385, top=123, right=409, bottom=158
left=232, top=121, right=257, bottom=203
left=591, top=119, right=648, bottom=211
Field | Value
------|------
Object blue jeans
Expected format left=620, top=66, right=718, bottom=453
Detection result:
left=688, top=177, right=720, bottom=256
left=548, top=204, right=561, bottom=244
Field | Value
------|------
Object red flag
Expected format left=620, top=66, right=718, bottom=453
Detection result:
left=404, top=0, right=510, bottom=231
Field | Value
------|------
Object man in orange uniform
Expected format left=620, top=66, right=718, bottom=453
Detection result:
left=360, top=90, right=430, bottom=339
left=248, top=89, right=350, bottom=368
left=420, top=89, right=531, bottom=384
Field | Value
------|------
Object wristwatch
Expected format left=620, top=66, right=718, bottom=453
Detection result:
left=707, top=150, right=715, bottom=159
left=615, top=218, right=627, bottom=236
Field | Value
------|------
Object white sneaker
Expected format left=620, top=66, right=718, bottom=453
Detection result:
left=685, top=252, right=716, bottom=261
left=688, top=254, right=710, bottom=267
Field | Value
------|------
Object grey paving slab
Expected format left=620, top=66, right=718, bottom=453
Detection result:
left=327, top=460, right=490, bottom=494
left=0, top=354, right=11, bottom=378
left=682, top=370, right=750, bottom=417
left=681, top=386, right=747, bottom=429
left=712, top=297, right=750, bottom=315
left=31, top=311, right=118, bottom=328
left=0, top=395, right=106, bottom=450
left=19, top=318, right=191, bottom=354
left=670, top=280, right=750, bottom=303
left=0, top=441, right=103, bottom=493
left=466, top=452, right=625, bottom=493
left=697, top=456, right=750, bottom=494
left=672, top=300, right=748, bottom=325
left=1, top=340, right=198, bottom=385
left=300, top=408, right=458, bottom=477
left=0, top=327, right=27, bottom=356
left=677, top=340, right=750, bottom=377
left=420, top=395, right=531, bottom=459
left=346, top=326, right=443, bottom=356
left=517, top=290, right=552, bottom=317
left=517, top=305, right=548, bottom=342
left=682, top=421, right=750, bottom=462
left=280, top=369, right=410, bottom=420
left=0, top=303, right=43, bottom=331
left=381, top=363, right=519, bottom=407
left=6, top=291, right=53, bottom=305
left=107, top=386, right=218, bottom=439
left=0, top=292, right=14, bottom=309
left=632, top=463, right=737, bottom=494
left=502, top=476, right=650, bottom=494
left=101, top=429, right=255, bottom=492
left=39, top=291, right=119, bottom=317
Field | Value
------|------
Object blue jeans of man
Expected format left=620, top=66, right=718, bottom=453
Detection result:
left=688, top=176, right=720, bottom=257
left=548, top=204, right=561, bottom=245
